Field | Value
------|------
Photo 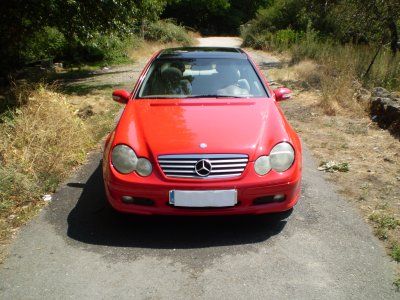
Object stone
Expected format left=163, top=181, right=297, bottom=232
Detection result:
left=77, top=105, right=94, bottom=119
left=355, top=87, right=371, bottom=106
left=372, top=87, right=391, bottom=98
left=370, top=87, right=400, bottom=139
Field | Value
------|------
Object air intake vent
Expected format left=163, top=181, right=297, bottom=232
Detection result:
left=158, top=154, right=248, bottom=179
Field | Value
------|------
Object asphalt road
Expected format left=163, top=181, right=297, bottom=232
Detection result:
left=0, top=38, right=398, bottom=299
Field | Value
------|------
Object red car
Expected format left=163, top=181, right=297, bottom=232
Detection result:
left=103, top=47, right=302, bottom=216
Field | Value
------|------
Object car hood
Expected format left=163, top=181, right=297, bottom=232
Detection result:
left=114, top=98, right=291, bottom=162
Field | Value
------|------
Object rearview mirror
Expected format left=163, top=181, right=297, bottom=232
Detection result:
left=112, top=90, right=130, bottom=104
left=273, top=87, right=293, bottom=101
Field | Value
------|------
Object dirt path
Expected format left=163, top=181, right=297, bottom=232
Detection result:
left=197, top=37, right=242, bottom=47
left=0, top=37, right=398, bottom=299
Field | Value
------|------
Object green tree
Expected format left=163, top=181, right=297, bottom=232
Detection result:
left=0, top=0, right=163, bottom=76
left=137, top=0, right=167, bottom=37
left=163, top=0, right=268, bottom=34
left=331, top=0, right=399, bottom=55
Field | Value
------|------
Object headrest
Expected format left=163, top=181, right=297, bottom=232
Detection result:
left=170, top=61, right=186, bottom=73
left=216, top=64, right=240, bottom=83
left=161, top=67, right=183, bottom=83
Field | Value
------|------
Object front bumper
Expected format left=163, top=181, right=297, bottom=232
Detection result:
left=104, top=161, right=302, bottom=216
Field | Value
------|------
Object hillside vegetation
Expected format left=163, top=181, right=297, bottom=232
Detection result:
left=238, top=0, right=399, bottom=287
left=0, top=1, right=194, bottom=255
left=241, top=0, right=399, bottom=113
left=0, top=1, right=193, bottom=80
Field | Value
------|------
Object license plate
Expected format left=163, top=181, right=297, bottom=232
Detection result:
left=169, top=190, right=237, bottom=207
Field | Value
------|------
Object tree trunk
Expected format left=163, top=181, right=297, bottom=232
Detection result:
left=141, top=19, right=147, bottom=39
left=388, top=18, right=398, bottom=56
left=363, top=43, right=383, bottom=79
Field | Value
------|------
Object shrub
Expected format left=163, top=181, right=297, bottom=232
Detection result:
left=59, top=33, right=142, bottom=65
left=76, top=34, right=141, bottom=64
left=241, top=23, right=400, bottom=112
left=0, top=80, right=33, bottom=113
left=392, top=243, right=400, bottom=262
left=19, top=29, right=143, bottom=67
left=144, top=20, right=194, bottom=46
left=20, top=27, right=67, bottom=63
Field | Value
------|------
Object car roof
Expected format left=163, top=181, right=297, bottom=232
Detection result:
left=157, top=47, right=248, bottom=60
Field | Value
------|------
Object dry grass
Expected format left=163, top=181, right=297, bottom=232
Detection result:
left=247, top=29, right=400, bottom=116
left=270, top=59, right=368, bottom=116
left=271, top=63, right=400, bottom=283
left=0, top=87, right=93, bottom=242
left=127, top=27, right=198, bottom=63
left=0, top=84, right=119, bottom=261
left=128, top=41, right=187, bottom=62
left=269, top=60, right=321, bottom=86
left=317, top=52, right=365, bottom=115
left=0, top=40, right=157, bottom=261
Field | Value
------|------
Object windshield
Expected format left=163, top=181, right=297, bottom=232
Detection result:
left=137, top=58, right=267, bottom=98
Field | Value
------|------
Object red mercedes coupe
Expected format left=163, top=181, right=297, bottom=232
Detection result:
left=103, top=47, right=302, bottom=216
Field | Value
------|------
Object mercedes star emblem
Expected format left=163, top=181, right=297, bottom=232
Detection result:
left=194, top=159, right=212, bottom=177
left=199, top=143, right=207, bottom=149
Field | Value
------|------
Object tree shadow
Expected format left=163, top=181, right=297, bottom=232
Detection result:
left=50, top=69, right=133, bottom=82
left=66, top=163, right=290, bottom=249
left=259, top=61, right=283, bottom=69
left=60, top=83, right=115, bottom=95
left=48, top=68, right=135, bottom=96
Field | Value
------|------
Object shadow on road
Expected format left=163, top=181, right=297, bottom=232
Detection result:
left=66, top=163, right=290, bottom=249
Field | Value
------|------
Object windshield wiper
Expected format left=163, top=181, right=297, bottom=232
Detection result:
left=188, top=94, right=248, bottom=98
left=140, top=95, right=186, bottom=99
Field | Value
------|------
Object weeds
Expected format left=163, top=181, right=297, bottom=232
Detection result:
left=0, top=80, right=36, bottom=113
left=0, top=86, right=96, bottom=243
left=143, top=20, right=194, bottom=46
left=242, top=27, right=400, bottom=114
left=262, top=25, right=400, bottom=289
left=392, top=243, right=400, bottom=263
left=369, top=212, right=400, bottom=241
left=318, top=161, right=350, bottom=173
left=394, top=276, right=400, bottom=291
left=369, top=212, right=400, bottom=230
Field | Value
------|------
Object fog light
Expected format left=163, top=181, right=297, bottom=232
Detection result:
left=121, top=196, right=154, bottom=206
left=273, top=194, right=285, bottom=202
left=122, top=196, right=135, bottom=203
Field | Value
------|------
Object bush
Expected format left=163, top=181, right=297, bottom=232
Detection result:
left=5, top=28, right=140, bottom=68
left=144, top=20, right=194, bottom=46
left=13, top=28, right=144, bottom=67
left=392, top=243, right=400, bottom=262
left=73, top=34, right=141, bottom=64
left=1, top=19, right=193, bottom=76
left=21, top=27, right=67, bottom=63
left=241, top=22, right=400, bottom=100
left=242, top=25, right=304, bottom=52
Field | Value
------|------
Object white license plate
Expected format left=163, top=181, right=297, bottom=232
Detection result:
left=169, top=190, right=237, bottom=207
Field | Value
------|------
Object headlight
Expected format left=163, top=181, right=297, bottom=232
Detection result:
left=136, top=158, right=152, bottom=176
left=269, top=142, right=295, bottom=172
left=111, top=145, right=138, bottom=174
left=111, top=145, right=153, bottom=176
left=254, top=155, right=271, bottom=175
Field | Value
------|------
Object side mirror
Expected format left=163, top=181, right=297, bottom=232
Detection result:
left=273, top=87, right=293, bottom=101
left=112, top=89, right=130, bottom=104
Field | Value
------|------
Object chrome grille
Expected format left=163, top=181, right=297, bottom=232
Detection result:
left=158, top=154, right=248, bottom=179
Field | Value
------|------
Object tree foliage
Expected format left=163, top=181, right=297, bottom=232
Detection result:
left=163, top=0, right=268, bottom=34
left=0, top=0, right=164, bottom=76
left=331, top=0, right=400, bottom=53
left=242, top=0, right=399, bottom=54
left=1, top=0, right=399, bottom=77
